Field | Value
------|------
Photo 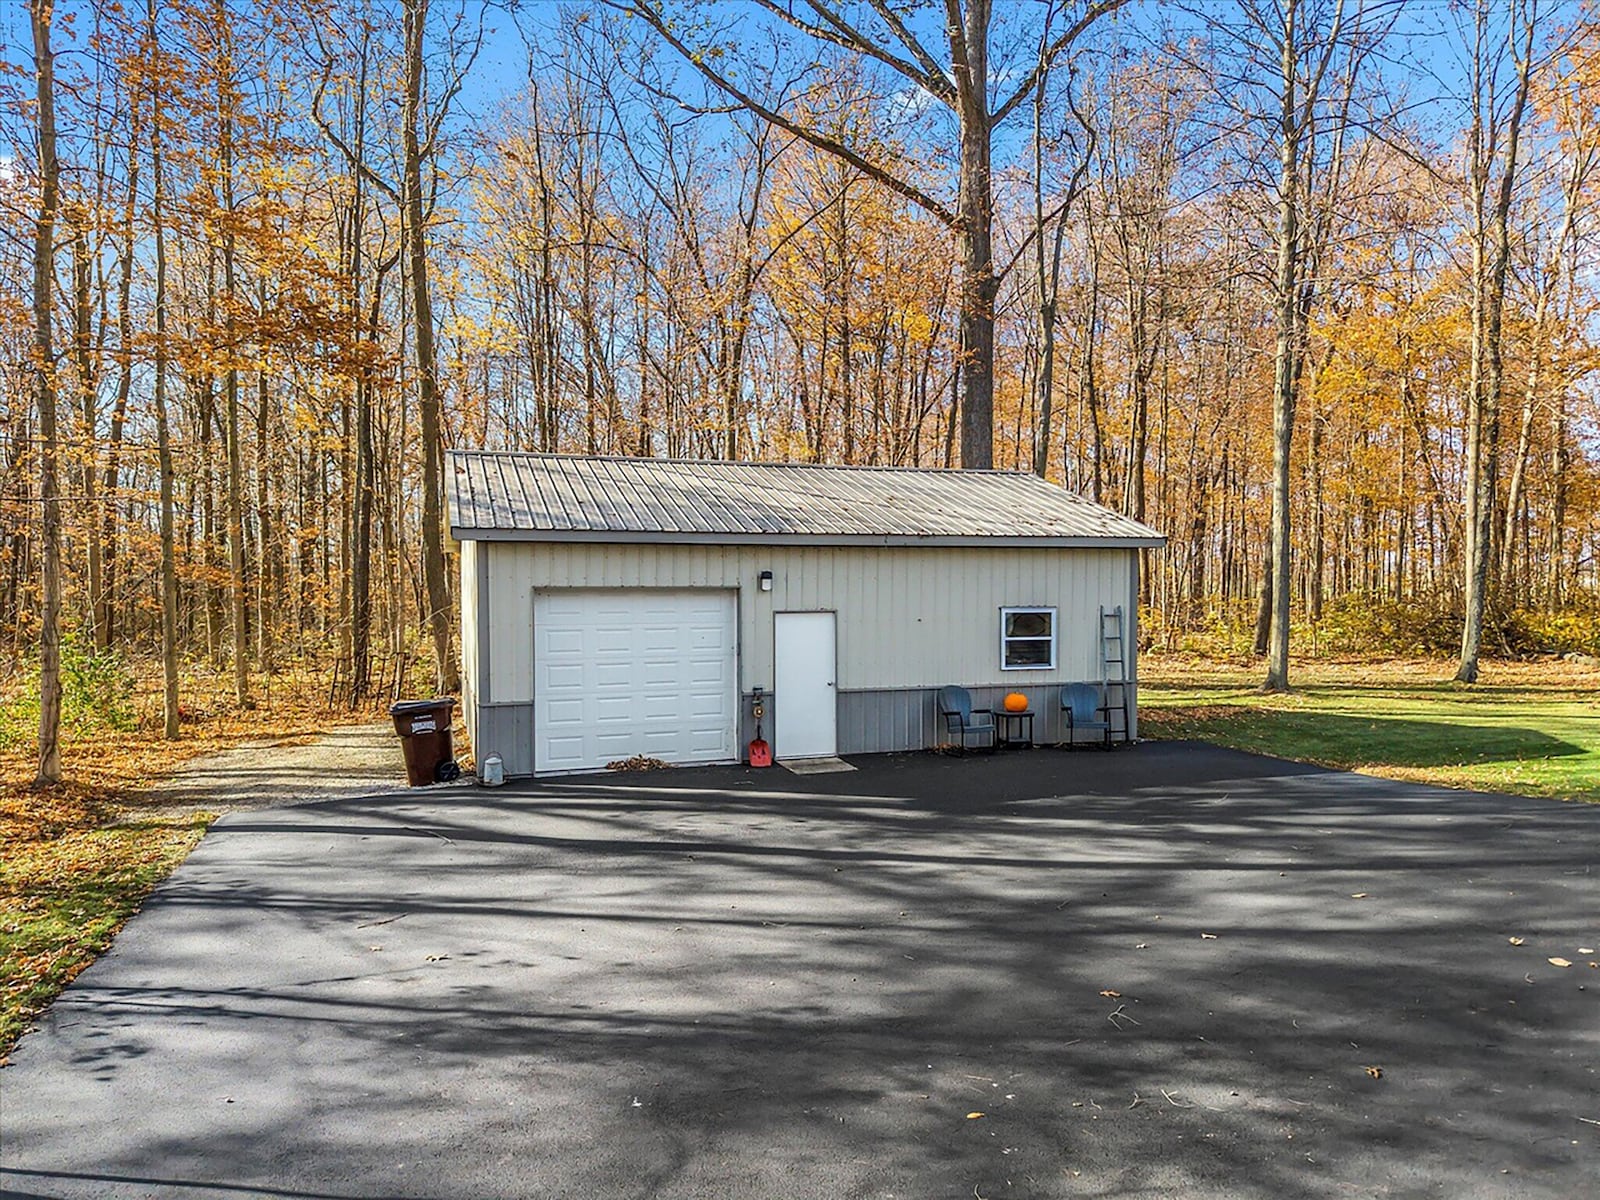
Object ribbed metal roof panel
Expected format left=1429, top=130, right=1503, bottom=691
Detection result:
left=447, top=452, right=1165, bottom=544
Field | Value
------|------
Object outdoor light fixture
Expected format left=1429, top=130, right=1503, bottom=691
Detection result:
left=759, top=570, right=773, bottom=592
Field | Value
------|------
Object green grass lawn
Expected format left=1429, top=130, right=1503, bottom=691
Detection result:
left=1138, top=657, right=1600, bottom=802
left=0, top=667, right=351, bottom=1059
left=0, top=806, right=211, bottom=1054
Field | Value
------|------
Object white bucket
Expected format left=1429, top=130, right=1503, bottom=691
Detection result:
left=479, top=753, right=505, bottom=787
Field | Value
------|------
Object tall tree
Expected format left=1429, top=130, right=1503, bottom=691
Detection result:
left=1457, top=0, right=1539, bottom=683
left=313, top=0, right=477, bottom=693
left=1029, top=25, right=1095, bottom=479
left=148, top=0, right=181, bottom=738
left=401, top=0, right=455, bottom=693
left=211, top=0, right=251, bottom=706
left=610, top=0, right=1128, bottom=469
left=30, top=0, right=63, bottom=785
left=1265, top=0, right=1345, bottom=691
left=1197, top=0, right=1349, bottom=690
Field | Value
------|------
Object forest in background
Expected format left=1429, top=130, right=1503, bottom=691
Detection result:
left=3, top=0, right=1599, bottom=782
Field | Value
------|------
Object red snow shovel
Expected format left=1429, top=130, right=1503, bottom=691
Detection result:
left=749, top=688, right=772, bottom=767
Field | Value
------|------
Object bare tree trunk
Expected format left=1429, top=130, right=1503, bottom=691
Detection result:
left=71, top=219, right=104, bottom=650
left=1253, top=553, right=1272, bottom=658
left=953, top=0, right=995, bottom=469
left=352, top=280, right=380, bottom=703
left=215, top=7, right=251, bottom=707
left=200, top=256, right=223, bottom=663
left=255, top=293, right=275, bottom=675
left=1081, top=229, right=1104, bottom=502
left=1263, top=1, right=1301, bottom=692
left=31, top=0, right=62, bottom=785
left=1547, top=400, right=1567, bottom=604
left=149, top=0, right=179, bottom=737
left=1308, top=400, right=1326, bottom=623
left=1500, top=144, right=1587, bottom=593
left=101, top=85, right=141, bottom=651
left=402, top=0, right=458, bottom=693
left=1030, top=35, right=1084, bottom=479
left=1457, top=0, right=1535, bottom=683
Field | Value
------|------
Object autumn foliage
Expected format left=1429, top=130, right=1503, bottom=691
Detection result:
left=0, top=0, right=1597, bottom=772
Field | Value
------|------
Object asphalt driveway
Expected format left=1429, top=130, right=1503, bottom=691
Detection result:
left=2, top=743, right=1596, bottom=1199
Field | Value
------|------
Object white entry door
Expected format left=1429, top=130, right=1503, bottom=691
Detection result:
left=774, top=611, right=837, bottom=759
left=534, top=589, right=737, bottom=773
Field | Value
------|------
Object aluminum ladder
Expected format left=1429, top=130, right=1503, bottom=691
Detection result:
left=1099, top=605, right=1130, bottom=742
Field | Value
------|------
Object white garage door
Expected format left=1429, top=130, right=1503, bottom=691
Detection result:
left=533, top=589, right=737, bottom=773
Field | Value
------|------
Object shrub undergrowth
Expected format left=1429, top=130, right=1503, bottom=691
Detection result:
left=0, top=636, right=137, bottom=751
left=1144, top=590, right=1600, bottom=660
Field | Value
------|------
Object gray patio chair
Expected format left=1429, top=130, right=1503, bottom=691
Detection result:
left=937, top=686, right=996, bottom=752
left=1061, top=683, right=1114, bottom=748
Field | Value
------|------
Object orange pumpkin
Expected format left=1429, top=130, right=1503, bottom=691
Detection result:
left=1002, top=692, right=1029, bottom=713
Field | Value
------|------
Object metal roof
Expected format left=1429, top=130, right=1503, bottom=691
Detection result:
left=447, top=452, right=1166, bottom=548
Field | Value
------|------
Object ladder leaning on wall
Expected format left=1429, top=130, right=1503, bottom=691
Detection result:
left=1099, top=605, right=1130, bottom=743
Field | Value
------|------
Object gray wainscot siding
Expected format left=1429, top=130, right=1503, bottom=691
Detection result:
left=735, top=683, right=1126, bottom=759
left=475, top=703, right=535, bottom=778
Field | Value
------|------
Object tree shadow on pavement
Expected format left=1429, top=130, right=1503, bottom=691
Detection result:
left=3, top=743, right=1596, bottom=1200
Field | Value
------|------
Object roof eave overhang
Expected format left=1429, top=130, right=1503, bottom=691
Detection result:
left=449, top=527, right=1166, bottom=549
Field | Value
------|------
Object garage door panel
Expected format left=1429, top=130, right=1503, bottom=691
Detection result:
left=544, top=629, right=585, bottom=655
left=544, top=736, right=585, bottom=765
left=545, top=663, right=584, bottom=688
left=640, top=662, right=679, bottom=686
left=686, top=660, right=724, bottom=684
left=534, top=589, right=736, bottom=772
left=593, top=663, right=631, bottom=688
left=593, top=696, right=633, bottom=721
left=545, top=696, right=586, bottom=721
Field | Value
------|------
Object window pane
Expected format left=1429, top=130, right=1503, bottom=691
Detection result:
left=1005, top=611, right=1052, bottom=638
left=1004, top=638, right=1053, bottom=667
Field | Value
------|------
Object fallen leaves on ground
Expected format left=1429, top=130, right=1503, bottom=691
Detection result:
left=605, top=755, right=671, bottom=772
left=1, top=664, right=378, bottom=1057
left=1365, top=1066, right=1384, bottom=1079
left=1548, top=957, right=1573, bottom=968
left=1509, top=937, right=1525, bottom=946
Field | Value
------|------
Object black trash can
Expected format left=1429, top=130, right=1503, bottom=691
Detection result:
left=389, top=698, right=461, bottom=786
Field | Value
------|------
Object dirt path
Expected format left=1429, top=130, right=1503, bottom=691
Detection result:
left=139, top=723, right=428, bottom=817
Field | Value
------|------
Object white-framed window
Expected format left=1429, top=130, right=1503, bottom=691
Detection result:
left=1000, top=607, right=1056, bottom=670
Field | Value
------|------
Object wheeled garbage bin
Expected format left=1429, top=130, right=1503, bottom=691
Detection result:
left=389, top=698, right=461, bottom=786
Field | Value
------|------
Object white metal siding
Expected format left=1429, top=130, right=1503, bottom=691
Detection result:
left=459, top=539, right=480, bottom=745
left=486, top=556, right=533, bottom=705
left=486, top=542, right=1131, bottom=693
